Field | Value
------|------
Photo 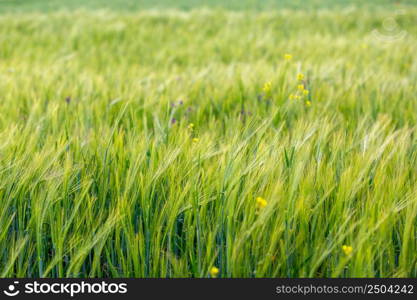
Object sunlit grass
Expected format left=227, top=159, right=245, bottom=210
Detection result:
left=0, top=7, right=416, bottom=277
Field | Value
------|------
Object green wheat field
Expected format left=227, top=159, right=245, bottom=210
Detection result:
left=0, top=0, right=416, bottom=278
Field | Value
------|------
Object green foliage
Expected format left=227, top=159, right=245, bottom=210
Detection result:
left=0, top=4, right=416, bottom=277
left=0, top=0, right=415, bottom=12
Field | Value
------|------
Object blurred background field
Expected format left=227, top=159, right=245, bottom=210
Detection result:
left=0, top=0, right=416, bottom=12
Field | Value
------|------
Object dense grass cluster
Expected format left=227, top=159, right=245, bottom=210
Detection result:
left=0, top=4, right=416, bottom=278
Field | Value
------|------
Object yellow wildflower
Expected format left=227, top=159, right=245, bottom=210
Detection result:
left=289, top=94, right=296, bottom=100
left=305, top=100, right=311, bottom=107
left=284, top=54, right=293, bottom=61
left=187, top=123, right=194, bottom=130
left=303, top=89, right=309, bottom=96
left=342, top=245, right=353, bottom=256
left=192, top=138, right=199, bottom=143
left=297, top=84, right=304, bottom=91
left=256, top=197, right=268, bottom=209
left=297, top=73, right=304, bottom=81
left=210, top=266, right=219, bottom=278
left=262, top=81, right=272, bottom=93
